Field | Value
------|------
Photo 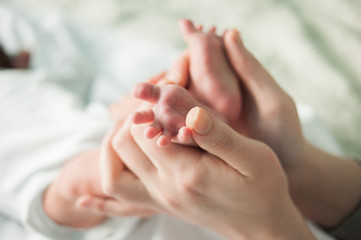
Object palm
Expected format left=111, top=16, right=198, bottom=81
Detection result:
left=233, top=85, right=304, bottom=170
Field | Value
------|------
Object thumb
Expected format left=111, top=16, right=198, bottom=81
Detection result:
left=186, top=107, right=265, bottom=176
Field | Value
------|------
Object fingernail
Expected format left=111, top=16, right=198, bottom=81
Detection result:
left=165, top=73, right=179, bottom=85
left=186, top=107, right=213, bottom=135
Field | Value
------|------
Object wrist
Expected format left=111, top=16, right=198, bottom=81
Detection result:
left=213, top=193, right=315, bottom=240
left=286, top=141, right=312, bottom=199
left=256, top=196, right=314, bottom=240
left=287, top=142, right=361, bottom=228
left=220, top=199, right=315, bottom=240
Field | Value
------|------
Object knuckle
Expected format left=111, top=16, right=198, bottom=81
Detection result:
left=177, top=165, right=205, bottom=195
left=156, top=172, right=206, bottom=210
left=213, top=129, right=237, bottom=154
left=253, top=143, right=280, bottom=177
left=160, top=192, right=181, bottom=209
left=179, top=176, right=199, bottom=194
left=262, top=144, right=278, bottom=163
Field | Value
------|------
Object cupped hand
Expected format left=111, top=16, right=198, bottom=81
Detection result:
left=105, top=106, right=314, bottom=240
left=75, top=119, right=156, bottom=218
left=92, top=50, right=193, bottom=216
left=43, top=129, right=155, bottom=229
left=223, top=29, right=306, bottom=173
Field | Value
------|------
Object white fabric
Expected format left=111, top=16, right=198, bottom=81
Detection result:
left=0, top=3, right=339, bottom=240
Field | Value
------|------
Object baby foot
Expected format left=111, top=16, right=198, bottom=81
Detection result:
left=131, top=82, right=199, bottom=147
left=179, top=19, right=242, bottom=123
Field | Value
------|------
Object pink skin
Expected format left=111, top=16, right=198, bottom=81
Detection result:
left=179, top=19, right=242, bottom=123
left=130, top=19, right=242, bottom=147
left=131, top=82, right=205, bottom=147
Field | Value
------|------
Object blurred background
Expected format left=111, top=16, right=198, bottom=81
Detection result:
left=2, top=0, right=361, bottom=157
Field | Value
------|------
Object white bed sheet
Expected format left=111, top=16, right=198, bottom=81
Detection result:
left=0, top=3, right=341, bottom=240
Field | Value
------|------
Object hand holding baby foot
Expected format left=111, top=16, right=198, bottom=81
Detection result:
left=131, top=82, right=199, bottom=147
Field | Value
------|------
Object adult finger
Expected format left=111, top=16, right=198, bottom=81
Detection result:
left=100, top=119, right=153, bottom=204
left=76, top=194, right=156, bottom=217
left=147, top=51, right=189, bottom=87
left=164, top=50, right=190, bottom=87
left=186, top=107, right=274, bottom=176
left=111, top=117, right=157, bottom=182
left=224, top=28, right=285, bottom=102
left=99, top=120, right=125, bottom=191
left=148, top=71, right=166, bottom=84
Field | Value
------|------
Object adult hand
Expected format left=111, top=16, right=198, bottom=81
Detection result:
left=220, top=29, right=309, bottom=221
left=223, top=29, right=361, bottom=230
left=103, top=106, right=314, bottom=240
left=84, top=26, right=310, bottom=237
left=76, top=119, right=156, bottom=218
left=76, top=26, right=360, bottom=235
left=223, top=29, right=306, bottom=174
left=44, top=119, right=156, bottom=229
left=87, top=49, right=192, bottom=216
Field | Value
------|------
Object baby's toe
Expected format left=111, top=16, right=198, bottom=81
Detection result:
left=131, top=109, right=155, bottom=124
left=209, top=25, right=216, bottom=34
left=157, top=131, right=172, bottom=147
left=175, top=127, right=195, bottom=145
left=133, top=82, right=160, bottom=103
left=179, top=19, right=198, bottom=42
left=144, top=123, right=162, bottom=139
